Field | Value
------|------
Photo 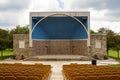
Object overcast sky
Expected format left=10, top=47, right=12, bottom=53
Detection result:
left=0, top=0, right=120, bottom=33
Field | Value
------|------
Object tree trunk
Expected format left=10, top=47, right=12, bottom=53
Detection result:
left=117, top=50, right=119, bottom=58
left=1, top=51, right=3, bottom=57
left=118, top=51, right=119, bottom=58
left=107, top=49, right=109, bottom=56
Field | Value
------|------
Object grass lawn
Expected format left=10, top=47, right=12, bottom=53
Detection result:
left=108, top=50, right=120, bottom=65
left=108, top=50, right=120, bottom=58
left=109, top=64, right=120, bottom=67
left=0, top=49, right=13, bottom=60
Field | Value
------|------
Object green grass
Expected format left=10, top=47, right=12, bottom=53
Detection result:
left=0, top=49, right=13, bottom=60
left=108, top=49, right=120, bottom=63
left=108, top=50, right=120, bottom=58
left=108, top=64, right=120, bottom=67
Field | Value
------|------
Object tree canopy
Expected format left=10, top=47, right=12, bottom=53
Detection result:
left=0, top=25, right=29, bottom=57
left=97, top=27, right=120, bottom=58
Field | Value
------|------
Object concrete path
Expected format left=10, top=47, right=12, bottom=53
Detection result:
left=0, top=58, right=119, bottom=80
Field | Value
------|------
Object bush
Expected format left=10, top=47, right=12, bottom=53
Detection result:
left=13, top=55, right=16, bottom=59
left=104, top=55, right=108, bottom=60
left=93, top=54, right=99, bottom=59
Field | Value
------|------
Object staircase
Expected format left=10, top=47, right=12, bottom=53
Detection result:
left=24, top=55, right=91, bottom=61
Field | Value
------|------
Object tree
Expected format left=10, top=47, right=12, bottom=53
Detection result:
left=10, top=25, right=29, bottom=34
left=98, top=27, right=107, bottom=34
left=90, top=29, right=95, bottom=34
left=0, top=29, right=9, bottom=57
left=0, top=39, right=6, bottom=57
left=9, top=25, right=29, bottom=49
left=97, top=28, right=115, bottom=55
left=0, top=25, right=29, bottom=57
left=106, top=30, right=115, bottom=55
left=113, top=35, right=120, bottom=58
left=0, top=28, right=9, bottom=39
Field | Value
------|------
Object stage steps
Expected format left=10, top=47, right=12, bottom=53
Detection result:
left=24, top=55, right=91, bottom=61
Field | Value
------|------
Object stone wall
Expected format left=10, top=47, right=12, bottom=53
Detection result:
left=13, top=34, right=107, bottom=60
left=13, top=34, right=33, bottom=59
left=90, top=34, right=107, bottom=59
left=33, top=40, right=88, bottom=56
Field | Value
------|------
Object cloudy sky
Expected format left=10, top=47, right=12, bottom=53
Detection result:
left=0, top=0, right=120, bottom=33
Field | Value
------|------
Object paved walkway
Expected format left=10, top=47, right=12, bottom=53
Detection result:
left=0, top=58, right=119, bottom=80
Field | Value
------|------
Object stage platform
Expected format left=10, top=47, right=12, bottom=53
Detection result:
left=24, top=55, right=91, bottom=61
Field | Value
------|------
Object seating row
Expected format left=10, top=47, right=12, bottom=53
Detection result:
left=63, top=64, right=120, bottom=80
left=0, top=63, right=51, bottom=80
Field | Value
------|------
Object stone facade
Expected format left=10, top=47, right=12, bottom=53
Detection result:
left=33, top=40, right=87, bottom=56
left=90, top=34, right=107, bottom=59
left=13, top=34, right=107, bottom=60
left=13, top=34, right=33, bottom=59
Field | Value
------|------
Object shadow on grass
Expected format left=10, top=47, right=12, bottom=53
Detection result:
left=109, top=56, right=120, bottom=62
left=0, top=55, right=13, bottom=60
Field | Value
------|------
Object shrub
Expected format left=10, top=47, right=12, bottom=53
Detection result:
left=13, top=55, right=16, bottom=59
left=104, top=55, right=108, bottom=60
left=93, top=54, right=99, bottom=59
